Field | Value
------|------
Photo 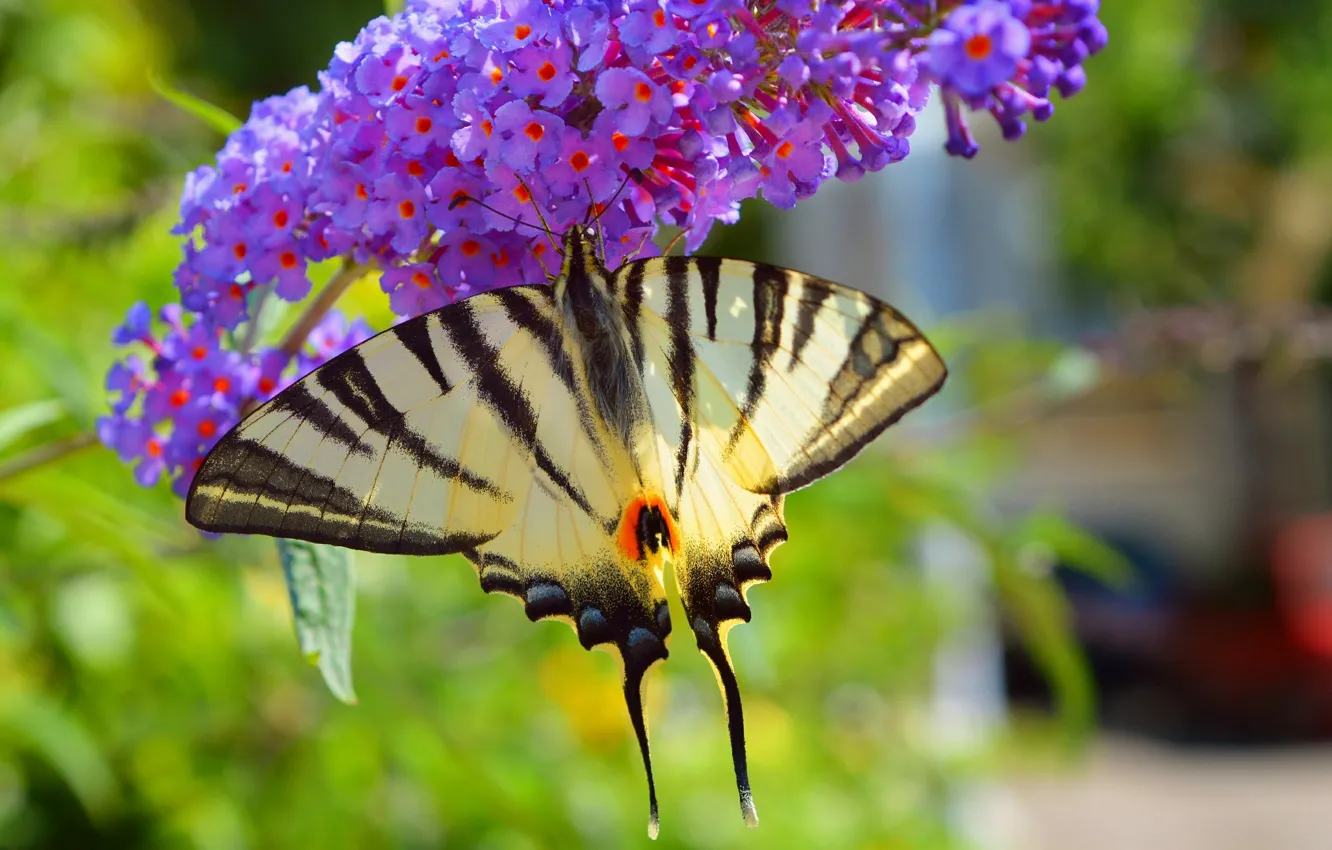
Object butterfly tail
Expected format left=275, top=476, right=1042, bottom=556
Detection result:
left=696, top=625, right=759, bottom=828
left=623, top=657, right=661, bottom=840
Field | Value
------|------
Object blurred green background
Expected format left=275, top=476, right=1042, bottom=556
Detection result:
left=3, top=0, right=1332, bottom=848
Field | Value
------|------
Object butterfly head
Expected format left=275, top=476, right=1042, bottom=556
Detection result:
left=557, top=224, right=608, bottom=280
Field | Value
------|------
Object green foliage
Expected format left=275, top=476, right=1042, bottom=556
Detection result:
left=146, top=73, right=242, bottom=136
left=277, top=540, right=357, bottom=704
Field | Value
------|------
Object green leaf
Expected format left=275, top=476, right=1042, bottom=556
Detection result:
left=384, top=0, right=406, bottom=14
left=990, top=545, right=1095, bottom=753
left=1013, top=511, right=1133, bottom=588
left=146, top=72, right=242, bottom=136
left=0, top=399, right=65, bottom=455
left=2, top=692, right=117, bottom=817
left=276, top=539, right=357, bottom=704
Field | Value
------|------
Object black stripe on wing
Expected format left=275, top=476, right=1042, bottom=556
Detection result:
left=664, top=256, right=696, bottom=501
left=728, top=264, right=788, bottom=452
left=621, top=262, right=647, bottom=373
left=445, top=299, right=603, bottom=523
left=187, top=438, right=497, bottom=555
left=271, top=382, right=370, bottom=457
left=697, top=255, right=721, bottom=341
left=492, top=286, right=608, bottom=462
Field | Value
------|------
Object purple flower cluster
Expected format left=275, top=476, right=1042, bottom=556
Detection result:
left=922, top=0, right=1107, bottom=157
left=102, top=0, right=1105, bottom=495
left=98, top=302, right=371, bottom=496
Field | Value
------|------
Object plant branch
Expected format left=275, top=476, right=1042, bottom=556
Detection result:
left=278, top=261, right=369, bottom=358
left=0, top=433, right=99, bottom=483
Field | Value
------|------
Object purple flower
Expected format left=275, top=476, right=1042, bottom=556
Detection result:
left=493, top=100, right=564, bottom=171
left=595, top=68, right=672, bottom=136
left=927, top=2, right=1031, bottom=97
left=104, top=0, right=1107, bottom=494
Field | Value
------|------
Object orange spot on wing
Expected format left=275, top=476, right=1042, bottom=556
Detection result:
left=615, top=493, right=680, bottom=562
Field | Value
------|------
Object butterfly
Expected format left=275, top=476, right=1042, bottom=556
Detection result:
left=185, top=224, right=946, bottom=838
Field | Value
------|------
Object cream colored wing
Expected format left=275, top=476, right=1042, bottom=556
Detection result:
left=612, top=255, right=943, bottom=828
left=186, top=283, right=674, bottom=835
left=616, top=256, right=946, bottom=497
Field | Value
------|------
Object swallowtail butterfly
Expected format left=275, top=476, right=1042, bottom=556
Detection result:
left=186, top=226, right=946, bottom=837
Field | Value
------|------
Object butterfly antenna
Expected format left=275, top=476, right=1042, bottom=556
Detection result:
left=624, top=662, right=662, bottom=840
left=513, top=174, right=562, bottom=257
left=697, top=628, right=759, bottom=828
left=448, top=194, right=545, bottom=234
left=582, top=168, right=646, bottom=258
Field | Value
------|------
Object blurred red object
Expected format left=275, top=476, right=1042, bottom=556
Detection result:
left=1272, top=513, right=1332, bottom=658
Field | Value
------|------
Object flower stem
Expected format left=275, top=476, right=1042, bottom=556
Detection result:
left=239, top=282, right=274, bottom=356
left=278, top=260, right=368, bottom=358
left=0, top=433, right=98, bottom=483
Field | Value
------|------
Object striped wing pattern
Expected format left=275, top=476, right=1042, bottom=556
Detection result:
left=186, top=228, right=945, bottom=839
left=615, top=255, right=945, bottom=827
left=187, top=282, right=673, bottom=713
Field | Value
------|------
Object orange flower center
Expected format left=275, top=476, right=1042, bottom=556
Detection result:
left=489, top=66, right=504, bottom=85
left=213, top=377, right=231, bottom=393
left=415, top=116, right=433, bottom=134
left=399, top=200, right=416, bottom=219
left=569, top=150, right=590, bottom=172
left=450, top=189, right=470, bottom=207
left=515, top=23, right=531, bottom=40
left=964, top=33, right=993, bottom=60
left=612, top=132, right=629, bottom=152
left=513, top=184, right=531, bottom=203
left=191, top=346, right=208, bottom=360
left=232, top=242, right=247, bottom=260
left=391, top=75, right=409, bottom=92
left=279, top=251, right=298, bottom=269
left=433, top=49, right=449, bottom=62
left=355, top=183, right=368, bottom=200
left=491, top=248, right=510, bottom=267
left=170, top=389, right=190, bottom=407
left=634, top=82, right=653, bottom=102
left=444, top=150, right=461, bottom=168
left=481, top=119, right=493, bottom=137
left=198, top=420, right=217, bottom=438
left=406, top=160, right=425, bottom=177
left=537, top=61, right=557, bottom=82
left=776, top=141, right=794, bottom=159
left=412, top=271, right=432, bottom=288
left=461, top=239, right=481, bottom=257
left=652, top=8, right=665, bottom=26
left=232, top=183, right=247, bottom=194
left=272, top=209, right=289, bottom=228
left=524, top=121, right=545, bottom=142
left=258, top=376, right=276, bottom=394
left=146, top=437, right=163, bottom=458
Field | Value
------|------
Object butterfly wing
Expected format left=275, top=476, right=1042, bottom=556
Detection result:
left=614, top=255, right=944, bottom=825
left=619, top=256, right=946, bottom=497
left=187, top=285, right=674, bottom=831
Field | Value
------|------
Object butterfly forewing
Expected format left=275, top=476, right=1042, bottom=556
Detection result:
left=620, top=256, right=947, bottom=496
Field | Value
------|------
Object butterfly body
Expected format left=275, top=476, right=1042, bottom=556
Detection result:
left=186, top=225, right=946, bottom=837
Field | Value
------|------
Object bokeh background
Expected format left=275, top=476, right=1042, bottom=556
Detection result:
left=3, top=0, right=1332, bottom=847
